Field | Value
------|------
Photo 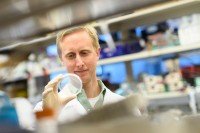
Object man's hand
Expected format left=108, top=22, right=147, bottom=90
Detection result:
left=42, top=74, right=76, bottom=111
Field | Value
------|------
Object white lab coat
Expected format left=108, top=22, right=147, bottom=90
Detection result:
left=34, top=88, right=124, bottom=123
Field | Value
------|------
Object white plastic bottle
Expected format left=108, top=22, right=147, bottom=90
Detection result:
left=190, top=14, right=200, bottom=44
left=178, top=16, right=191, bottom=45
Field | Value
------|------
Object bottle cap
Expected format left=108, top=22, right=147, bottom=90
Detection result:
left=35, top=108, right=54, bottom=120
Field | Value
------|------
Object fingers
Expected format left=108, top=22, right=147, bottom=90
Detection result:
left=48, top=74, right=64, bottom=86
left=42, top=88, right=53, bottom=109
left=42, top=87, right=53, bottom=98
left=45, top=74, right=64, bottom=93
left=42, top=88, right=60, bottom=110
left=42, top=74, right=76, bottom=109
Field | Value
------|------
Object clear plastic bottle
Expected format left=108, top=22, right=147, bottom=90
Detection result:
left=35, top=108, right=58, bottom=133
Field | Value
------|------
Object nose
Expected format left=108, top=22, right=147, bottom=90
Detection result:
left=75, top=55, right=84, bottom=68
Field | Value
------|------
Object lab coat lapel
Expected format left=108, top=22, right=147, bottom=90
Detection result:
left=103, top=88, right=113, bottom=105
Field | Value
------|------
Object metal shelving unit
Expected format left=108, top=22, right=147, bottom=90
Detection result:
left=0, top=0, right=168, bottom=50
left=146, top=90, right=197, bottom=114
left=104, top=0, right=200, bottom=32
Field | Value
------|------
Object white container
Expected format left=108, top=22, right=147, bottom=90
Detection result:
left=190, top=14, right=200, bottom=44
left=178, top=16, right=191, bottom=45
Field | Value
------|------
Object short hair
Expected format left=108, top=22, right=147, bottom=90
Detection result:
left=56, top=25, right=100, bottom=58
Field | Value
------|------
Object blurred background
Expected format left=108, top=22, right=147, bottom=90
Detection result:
left=0, top=0, right=200, bottom=132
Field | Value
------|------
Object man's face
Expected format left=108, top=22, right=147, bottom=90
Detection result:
left=60, top=30, right=100, bottom=84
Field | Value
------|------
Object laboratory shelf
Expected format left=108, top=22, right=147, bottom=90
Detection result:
left=146, top=91, right=189, bottom=100
left=97, top=0, right=200, bottom=32
left=98, top=43, right=200, bottom=65
left=145, top=90, right=197, bottom=114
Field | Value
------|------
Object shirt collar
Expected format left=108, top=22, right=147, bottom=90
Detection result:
left=78, top=79, right=106, bottom=95
left=76, top=79, right=107, bottom=112
left=97, top=79, right=107, bottom=95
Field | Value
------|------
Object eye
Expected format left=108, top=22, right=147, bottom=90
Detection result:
left=65, top=53, right=75, bottom=59
left=80, top=50, right=90, bottom=57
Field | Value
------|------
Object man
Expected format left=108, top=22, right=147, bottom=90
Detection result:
left=34, top=25, right=126, bottom=122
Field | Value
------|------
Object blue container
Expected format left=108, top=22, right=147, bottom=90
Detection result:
left=125, top=41, right=144, bottom=54
left=0, top=91, right=19, bottom=127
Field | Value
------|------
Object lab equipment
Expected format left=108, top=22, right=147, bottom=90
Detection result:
left=0, top=90, right=19, bottom=127
left=58, top=73, right=82, bottom=96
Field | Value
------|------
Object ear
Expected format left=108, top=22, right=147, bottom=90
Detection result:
left=59, top=57, right=64, bottom=66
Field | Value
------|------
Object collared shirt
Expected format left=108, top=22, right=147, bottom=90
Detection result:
left=76, top=80, right=106, bottom=112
